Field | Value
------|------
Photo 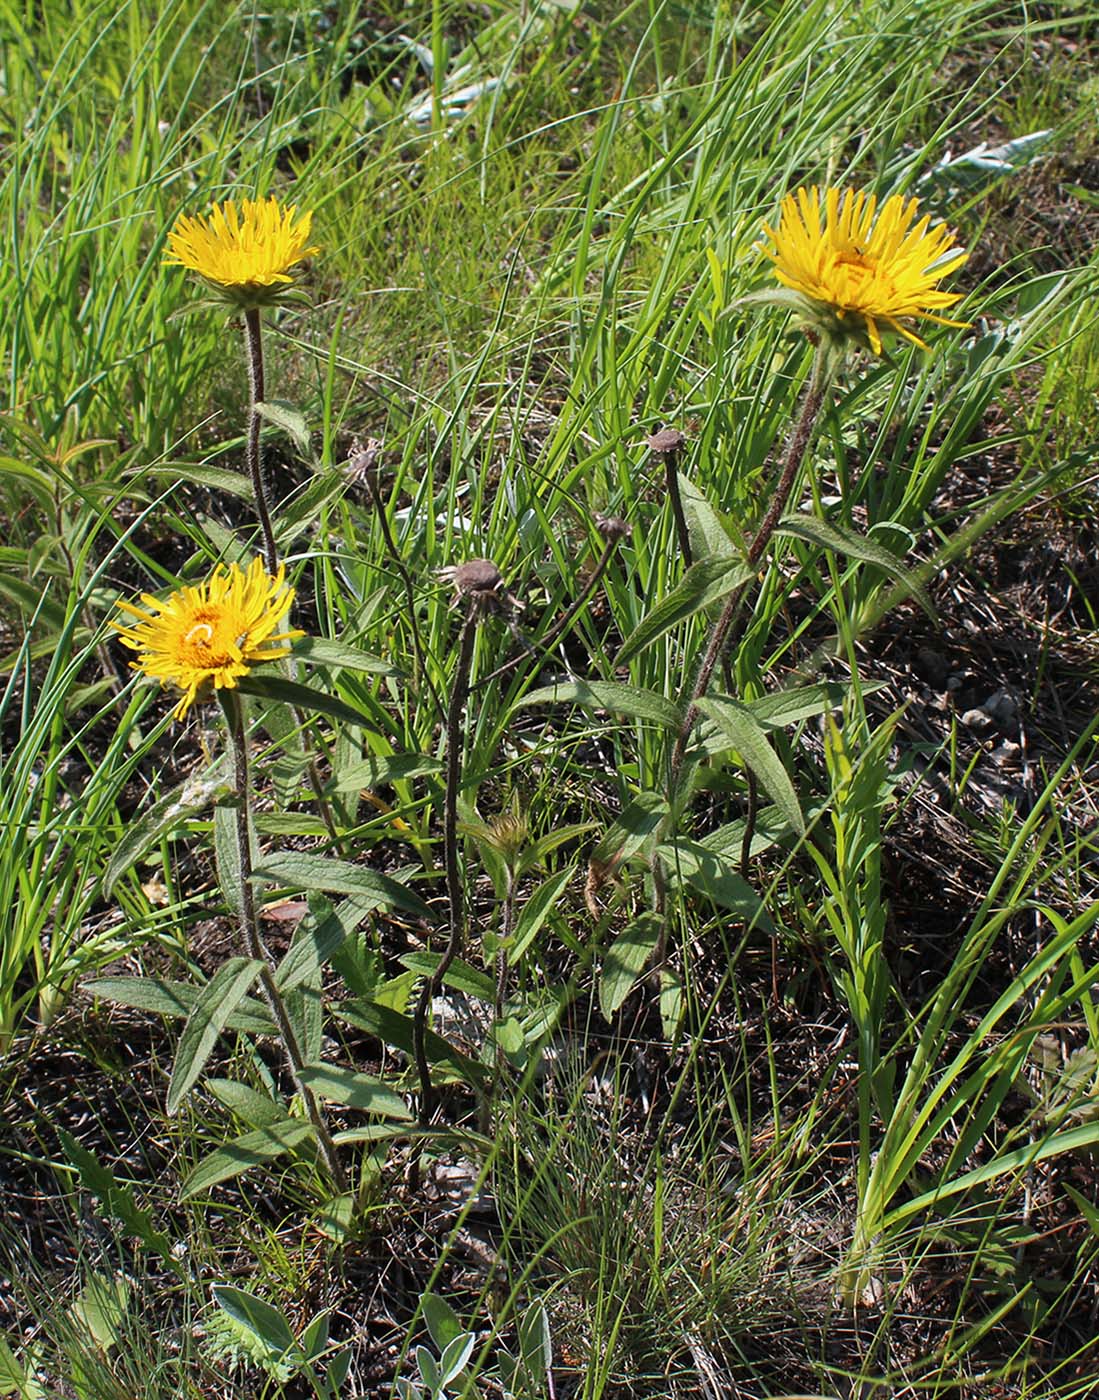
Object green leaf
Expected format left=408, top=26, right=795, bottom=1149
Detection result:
left=277, top=469, right=354, bottom=546
left=207, top=1079, right=288, bottom=1130
left=103, top=758, right=231, bottom=897
left=70, top=1275, right=130, bottom=1354
left=0, top=573, right=67, bottom=628
left=85, top=976, right=274, bottom=1034
left=422, top=1294, right=464, bottom=1352
left=508, top=866, right=574, bottom=965
left=1064, top=1183, right=1099, bottom=1239
left=678, top=474, right=740, bottom=562
left=275, top=895, right=374, bottom=993
left=58, top=1133, right=176, bottom=1267
left=775, top=513, right=934, bottom=619
left=590, top=792, right=668, bottom=870
left=253, top=399, right=312, bottom=456
left=0, top=1336, right=26, bottom=1395
left=167, top=958, right=266, bottom=1114
left=615, top=557, right=754, bottom=667
left=331, top=751, right=444, bottom=793
left=293, top=636, right=396, bottom=676
left=214, top=802, right=247, bottom=917
left=599, top=913, right=662, bottom=1019
left=145, top=463, right=253, bottom=498
left=400, top=953, right=496, bottom=1002
left=212, top=1285, right=296, bottom=1359
left=514, top=680, right=681, bottom=730
left=656, top=840, right=773, bottom=926
left=297, top=1064, right=412, bottom=1119
left=235, top=673, right=372, bottom=729
left=740, top=681, right=853, bottom=730
left=332, top=1001, right=491, bottom=1088
left=438, top=1334, right=476, bottom=1387
left=659, top=968, right=684, bottom=1042
left=253, top=851, right=431, bottom=921
left=694, top=697, right=805, bottom=835
left=181, top=1121, right=313, bottom=1198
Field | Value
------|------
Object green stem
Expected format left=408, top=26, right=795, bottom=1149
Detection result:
left=222, top=690, right=347, bottom=1195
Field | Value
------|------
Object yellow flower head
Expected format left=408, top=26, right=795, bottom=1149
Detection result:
left=164, top=196, right=319, bottom=305
left=760, top=186, right=969, bottom=355
left=113, top=558, right=303, bottom=720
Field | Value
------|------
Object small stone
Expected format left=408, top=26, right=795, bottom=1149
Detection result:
left=914, top=647, right=949, bottom=687
left=982, top=687, right=1017, bottom=724
left=961, top=707, right=994, bottom=733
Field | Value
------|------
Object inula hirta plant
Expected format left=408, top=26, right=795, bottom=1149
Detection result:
left=111, top=557, right=346, bottom=1190
left=112, top=557, right=301, bottom=720
left=658, top=184, right=973, bottom=923
left=759, top=185, right=968, bottom=356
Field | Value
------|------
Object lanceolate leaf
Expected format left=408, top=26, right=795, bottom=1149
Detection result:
left=590, top=792, right=669, bottom=871
left=167, top=958, right=265, bottom=1114
left=655, top=840, right=773, bottom=926
left=297, top=1064, right=412, bottom=1120
left=85, top=976, right=274, bottom=1034
left=400, top=953, right=496, bottom=1002
left=103, top=757, right=231, bottom=897
left=508, top=865, right=574, bottom=965
left=292, top=636, right=396, bottom=676
left=514, top=680, right=681, bottom=730
left=332, top=1001, right=491, bottom=1088
left=678, top=474, right=740, bottom=562
left=181, top=1121, right=313, bottom=1199
left=694, top=697, right=805, bottom=835
left=599, top=913, right=662, bottom=1019
left=615, top=557, right=754, bottom=668
left=331, top=752, right=444, bottom=793
left=275, top=895, right=376, bottom=993
left=145, top=463, right=253, bottom=498
left=211, top=1285, right=296, bottom=1359
left=775, top=514, right=934, bottom=620
left=252, top=852, right=431, bottom=920
left=740, top=681, right=851, bottom=729
left=235, top=674, right=372, bottom=729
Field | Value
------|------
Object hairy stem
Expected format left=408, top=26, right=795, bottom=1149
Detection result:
left=668, top=349, right=830, bottom=793
left=651, top=349, right=831, bottom=951
left=243, top=308, right=279, bottom=577
left=413, top=607, right=479, bottom=1124
left=223, top=690, right=347, bottom=1194
left=242, top=309, right=342, bottom=848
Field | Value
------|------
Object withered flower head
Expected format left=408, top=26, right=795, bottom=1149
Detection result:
left=646, top=427, right=686, bottom=456
left=594, top=514, right=631, bottom=542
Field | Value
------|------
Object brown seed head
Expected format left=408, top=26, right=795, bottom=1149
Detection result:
left=594, top=514, right=630, bottom=542
left=346, top=437, right=381, bottom=484
left=646, top=427, right=686, bottom=456
left=446, top=558, right=504, bottom=596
